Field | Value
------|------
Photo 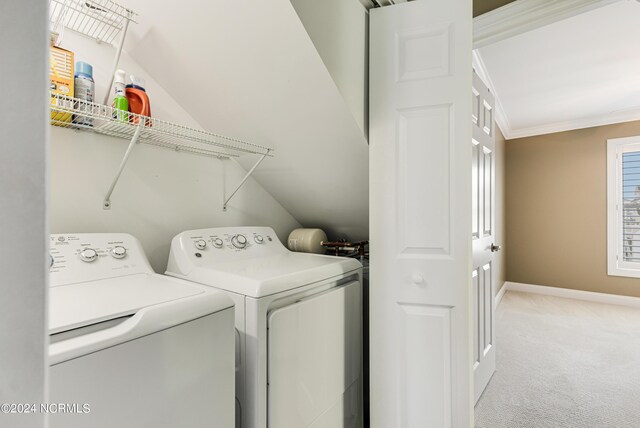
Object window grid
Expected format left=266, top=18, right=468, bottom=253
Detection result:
left=607, top=136, right=640, bottom=278
left=622, top=152, right=640, bottom=262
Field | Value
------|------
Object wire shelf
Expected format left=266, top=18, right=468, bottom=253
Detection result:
left=49, top=0, right=137, bottom=45
left=50, top=94, right=273, bottom=159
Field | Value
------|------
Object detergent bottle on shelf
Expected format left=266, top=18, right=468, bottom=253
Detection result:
left=112, top=69, right=129, bottom=122
left=125, top=75, right=151, bottom=126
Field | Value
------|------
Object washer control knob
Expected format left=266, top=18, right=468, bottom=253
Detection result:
left=231, top=234, right=248, bottom=249
left=111, top=246, right=127, bottom=259
left=254, top=235, right=264, bottom=244
left=195, top=239, right=207, bottom=250
left=79, top=248, right=98, bottom=263
left=213, top=238, right=224, bottom=248
left=49, top=254, right=54, bottom=268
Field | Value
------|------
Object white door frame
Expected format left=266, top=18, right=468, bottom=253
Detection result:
left=0, top=1, right=49, bottom=427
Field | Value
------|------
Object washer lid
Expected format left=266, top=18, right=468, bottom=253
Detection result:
left=169, top=252, right=362, bottom=298
left=49, top=273, right=228, bottom=334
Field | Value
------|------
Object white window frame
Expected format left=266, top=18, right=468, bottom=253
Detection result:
left=607, top=136, right=640, bottom=278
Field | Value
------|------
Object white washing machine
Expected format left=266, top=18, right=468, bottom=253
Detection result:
left=166, top=226, right=363, bottom=428
left=48, top=233, right=235, bottom=428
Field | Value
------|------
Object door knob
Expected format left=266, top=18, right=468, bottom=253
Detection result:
left=490, top=243, right=501, bottom=252
left=411, top=274, right=424, bottom=284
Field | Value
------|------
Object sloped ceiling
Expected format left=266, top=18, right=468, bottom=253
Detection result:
left=124, top=0, right=369, bottom=241
left=476, top=0, right=640, bottom=138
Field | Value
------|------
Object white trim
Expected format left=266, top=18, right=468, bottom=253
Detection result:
left=606, top=136, right=640, bottom=278
left=503, top=281, right=640, bottom=308
left=473, top=0, right=622, bottom=49
left=494, top=282, right=507, bottom=308
left=505, top=108, right=640, bottom=140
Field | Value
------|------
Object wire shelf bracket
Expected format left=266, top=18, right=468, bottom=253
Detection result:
left=103, top=122, right=143, bottom=209
left=223, top=152, right=271, bottom=212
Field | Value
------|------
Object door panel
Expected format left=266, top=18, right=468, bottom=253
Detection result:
left=472, top=269, right=480, bottom=368
left=482, top=263, right=492, bottom=353
left=472, top=71, right=496, bottom=404
left=472, top=143, right=480, bottom=239
left=370, top=0, right=473, bottom=426
left=482, top=101, right=493, bottom=137
left=397, top=106, right=451, bottom=255
left=483, top=148, right=493, bottom=236
left=399, top=304, right=452, bottom=428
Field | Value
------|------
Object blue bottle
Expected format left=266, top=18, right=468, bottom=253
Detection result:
left=74, top=62, right=95, bottom=127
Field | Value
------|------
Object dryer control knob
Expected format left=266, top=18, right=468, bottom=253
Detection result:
left=79, top=248, right=98, bottom=263
left=195, top=239, right=207, bottom=250
left=49, top=254, right=54, bottom=268
left=111, top=246, right=127, bottom=259
left=254, top=235, right=264, bottom=244
left=231, top=234, right=248, bottom=249
left=213, top=238, right=224, bottom=248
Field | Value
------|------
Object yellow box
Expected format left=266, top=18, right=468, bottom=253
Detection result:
left=50, top=46, right=74, bottom=126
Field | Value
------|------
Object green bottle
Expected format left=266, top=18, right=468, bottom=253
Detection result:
left=112, top=69, right=129, bottom=122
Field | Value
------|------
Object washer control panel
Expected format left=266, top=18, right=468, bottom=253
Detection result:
left=49, top=233, right=152, bottom=287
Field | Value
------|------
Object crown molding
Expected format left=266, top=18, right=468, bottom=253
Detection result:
left=473, top=0, right=622, bottom=48
left=505, top=109, right=640, bottom=140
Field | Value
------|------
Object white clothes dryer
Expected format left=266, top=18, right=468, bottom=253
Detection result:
left=166, top=227, right=363, bottom=428
left=48, top=233, right=235, bottom=428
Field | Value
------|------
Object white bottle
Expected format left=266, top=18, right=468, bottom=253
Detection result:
left=112, top=69, right=129, bottom=121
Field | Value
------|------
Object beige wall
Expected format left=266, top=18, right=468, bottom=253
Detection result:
left=506, top=121, right=640, bottom=298
left=495, top=127, right=507, bottom=295
left=474, top=0, right=517, bottom=17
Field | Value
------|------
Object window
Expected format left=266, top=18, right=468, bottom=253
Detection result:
left=607, top=136, right=640, bottom=278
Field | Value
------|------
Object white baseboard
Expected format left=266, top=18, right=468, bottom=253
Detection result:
left=494, top=282, right=508, bottom=308
left=503, top=281, right=640, bottom=308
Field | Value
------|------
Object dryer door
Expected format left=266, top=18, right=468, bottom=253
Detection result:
left=267, top=280, right=362, bottom=428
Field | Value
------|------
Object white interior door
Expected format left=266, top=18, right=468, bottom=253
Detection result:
left=369, top=1, right=473, bottom=427
left=471, top=70, right=497, bottom=403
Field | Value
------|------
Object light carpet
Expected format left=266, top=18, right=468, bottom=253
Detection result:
left=474, top=290, right=640, bottom=428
